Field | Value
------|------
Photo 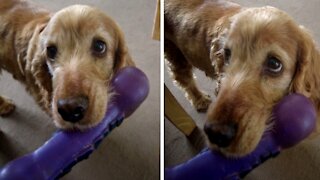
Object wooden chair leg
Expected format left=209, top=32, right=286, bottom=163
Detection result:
left=165, top=85, right=196, bottom=136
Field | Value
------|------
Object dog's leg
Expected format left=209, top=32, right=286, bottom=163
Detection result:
left=165, top=39, right=211, bottom=112
left=0, top=96, right=15, bottom=116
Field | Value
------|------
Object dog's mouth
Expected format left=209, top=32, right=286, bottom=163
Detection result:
left=205, top=126, right=267, bottom=157
left=52, top=87, right=110, bottom=130
left=205, top=108, right=272, bottom=157
left=56, top=95, right=89, bottom=124
left=52, top=96, right=108, bottom=130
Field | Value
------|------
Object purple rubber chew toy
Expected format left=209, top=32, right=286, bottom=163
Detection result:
left=165, top=93, right=316, bottom=180
left=0, top=67, right=149, bottom=180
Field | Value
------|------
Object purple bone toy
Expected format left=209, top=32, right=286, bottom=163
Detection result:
left=165, top=93, right=316, bottom=180
left=0, top=66, right=149, bottom=180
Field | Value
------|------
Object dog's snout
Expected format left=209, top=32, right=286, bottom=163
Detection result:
left=204, top=122, right=237, bottom=148
left=57, top=96, right=89, bottom=123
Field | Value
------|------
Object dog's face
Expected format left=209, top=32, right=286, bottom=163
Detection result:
left=205, top=7, right=317, bottom=156
left=38, top=5, right=130, bottom=129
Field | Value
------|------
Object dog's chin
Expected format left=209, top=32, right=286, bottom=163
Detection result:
left=206, top=128, right=264, bottom=158
left=206, top=139, right=259, bottom=158
left=53, top=118, right=102, bottom=131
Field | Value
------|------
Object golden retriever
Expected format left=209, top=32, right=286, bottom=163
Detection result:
left=0, top=0, right=134, bottom=129
left=165, top=0, right=320, bottom=156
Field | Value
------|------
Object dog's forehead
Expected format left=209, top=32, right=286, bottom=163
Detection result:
left=229, top=7, right=293, bottom=40
left=41, top=5, right=119, bottom=50
left=45, top=5, right=117, bottom=37
left=231, top=7, right=289, bottom=26
left=226, top=7, right=298, bottom=57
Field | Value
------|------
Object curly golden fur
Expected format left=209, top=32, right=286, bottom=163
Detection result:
left=0, top=0, right=134, bottom=129
left=165, top=0, right=320, bottom=156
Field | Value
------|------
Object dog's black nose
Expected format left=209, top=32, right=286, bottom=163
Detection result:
left=204, top=122, right=237, bottom=148
left=57, top=96, right=89, bottom=123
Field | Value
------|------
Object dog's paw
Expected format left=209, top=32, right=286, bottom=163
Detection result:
left=194, top=95, right=211, bottom=112
left=0, top=100, right=16, bottom=116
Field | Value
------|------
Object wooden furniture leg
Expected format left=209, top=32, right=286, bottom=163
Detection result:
left=165, top=85, right=196, bottom=136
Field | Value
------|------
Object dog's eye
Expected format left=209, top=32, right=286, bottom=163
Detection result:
left=224, top=48, right=231, bottom=64
left=265, top=56, right=283, bottom=74
left=47, top=45, right=58, bottom=60
left=92, top=39, right=107, bottom=56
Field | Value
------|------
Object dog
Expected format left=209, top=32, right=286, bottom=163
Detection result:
left=165, top=0, right=320, bottom=156
left=0, top=0, right=134, bottom=129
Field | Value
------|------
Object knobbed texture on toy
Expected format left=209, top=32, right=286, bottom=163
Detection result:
left=165, top=93, right=316, bottom=180
left=0, top=66, right=149, bottom=180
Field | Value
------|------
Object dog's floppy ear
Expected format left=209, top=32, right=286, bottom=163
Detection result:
left=113, top=30, right=135, bottom=72
left=210, top=30, right=230, bottom=96
left=25, top=20, right=52, bottom=111
left=290, top=26, right=320, bottom=99
left=209, top=17, right=233, bottom=95
left=209, top=15, right=234, bottom=79
left=210, top=33, right=227, bottom=78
